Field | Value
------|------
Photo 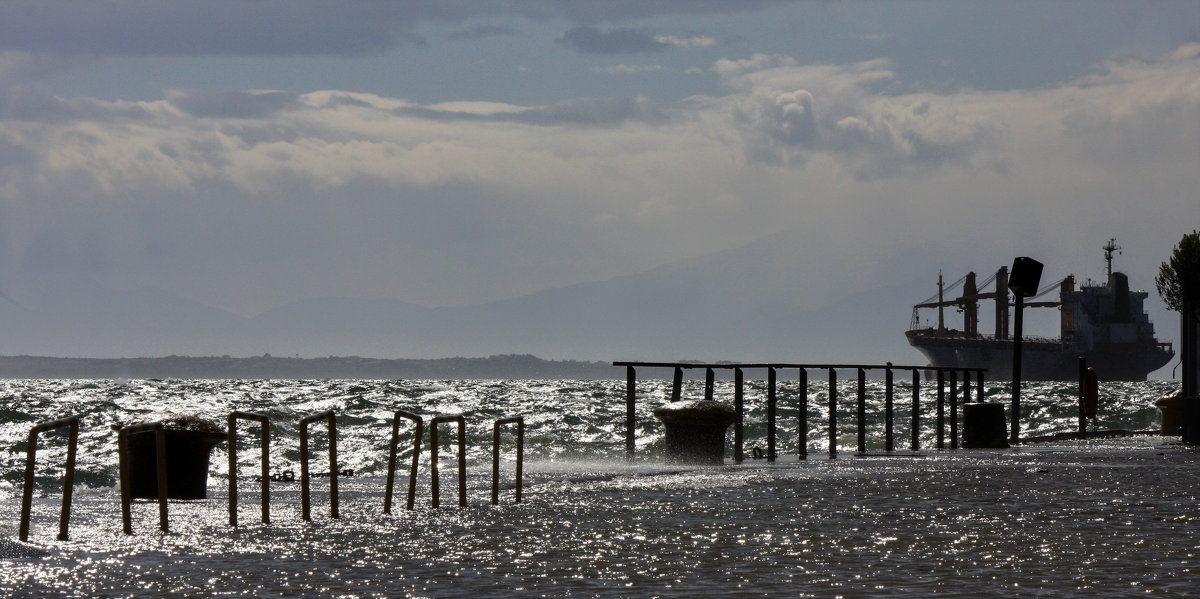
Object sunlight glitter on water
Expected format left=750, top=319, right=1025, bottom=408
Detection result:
left=1, top=378, right=1194, bottom=596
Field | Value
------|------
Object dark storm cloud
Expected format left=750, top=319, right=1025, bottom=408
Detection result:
left=556, top=27, right=670, bottom=54
left=399, top=97, right=667, bottom=127
left=0, top=1, right=785, bottom=58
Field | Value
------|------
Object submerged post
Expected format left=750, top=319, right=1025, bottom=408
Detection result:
left=118, top=423, right=168, bottom=535
left=936, top=369, right=946, bottom=449
left=299, top=410, right=339, bottom=521
left=828, top=369, right=838, bottom=459
left=950, top=370, right=959, bottom=449
left=227, top=411, right=270, bottom=526
left=492, top=417, right=524, bottom=505
left=671, top=367, right=683, bottom=402
left=798, top=368, right=808, bottom=460
left=885, top=364, right=894, bottom=452
left=857, top=368, right=866, bottom=453
left=20, top=417, right=79, bottom=542
left=734, top=368, right=744, bottom=463
left=705, top=368, right=715, bottom=402
left=430, top=414, right=467, bottom=508
left=1078, top=356, right=1088, bottom=435
left=385, top=410, right=423, bottom=513
left=767, top=366, right=777, bottom=462
left=911, top=369, right=921, bottom=451
left=625, top=366, right=636, bottom=461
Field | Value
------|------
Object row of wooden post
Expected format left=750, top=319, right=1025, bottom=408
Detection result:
left=615, top=362, right=988, bottom=462
left=19, top=411, right=523, bottom=541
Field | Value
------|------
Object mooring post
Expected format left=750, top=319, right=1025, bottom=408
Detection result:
left=798, top=368, right=808, bottom=460
left=118, top=423, right=168, bottom=535
left=936, top=369, right=946, bottom=449
left=911, top=369, right=921, bottom=451
left=767, top=366, right=777, bottom=462
left=950, top=370, right=959, bottom=449
left=299, top=410, right=339, bottom=522
left=885, top=364, right=894, bottom=452
left=828, top=369, right=838, bottom=459
left=734, top=367, right=744, bottom=464
left=705, top=368, right=715, bottom=402
left=625, top=365, right=636, bottom=461
left=1078, top=356, right=1087, bottom=436
left=857, top=368, right=866, bottom=453
left=976, top=370, right=985, bottom=402
left=671, top=366, right=683, bottom=402
left=491, top=417, right=524, bottom=505
left=430, top=414, right=467, bottom=508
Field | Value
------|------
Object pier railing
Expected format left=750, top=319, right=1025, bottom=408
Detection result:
left=613, top=362, right=987, bottom=461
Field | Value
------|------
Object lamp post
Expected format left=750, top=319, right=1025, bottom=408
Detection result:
left=1008, top=257, right=1043, bottom=444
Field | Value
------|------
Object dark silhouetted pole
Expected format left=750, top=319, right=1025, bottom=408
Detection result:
left=798, top=368, right=808, bottom=460
left=734, top=368, right=744, bottom=463
left=767, top=366, right=777, bottom=462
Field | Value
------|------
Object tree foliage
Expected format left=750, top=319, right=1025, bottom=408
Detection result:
left=1156, top=230, right=1200, bottom=317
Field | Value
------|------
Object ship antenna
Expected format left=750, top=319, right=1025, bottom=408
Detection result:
left=1103, top=238, right=1121, bottom=285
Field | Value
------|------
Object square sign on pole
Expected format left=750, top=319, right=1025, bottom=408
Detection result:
left=1007, top=256, right=1044, bottom=444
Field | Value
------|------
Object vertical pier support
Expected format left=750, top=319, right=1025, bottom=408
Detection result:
left=798, top=368, right=808, bottom=460
left=885, top=364, right=894, bottom=452
left=299, top=410, right=339, bottom=522
left=430, top=414, right=467, bottom=508
left=950, top=370, right=959, bottom=449
left=227, top=411, right=270, bottom=526
left=385, top=410, right=423, bottom=514
left=20, top=417, right=79, bottom=542
left=734, top=368, right=744, bottom=464
left=936, top=370, right=946, bottom=449
left=625, top=366, right=636, bottom=461
left=857, top=368, right=867, bottom=453
left=1078, top=357, right=1088, bottom=436
left=767, top=366, right=777, bottom=462
left=911, top=370, right=921, bottom=451
left=671, top=367, right=683, bottom=402
left=828, top=369, right=838, bottom=459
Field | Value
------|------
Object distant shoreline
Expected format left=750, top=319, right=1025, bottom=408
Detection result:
left=0, top=354, right=620, bottom=380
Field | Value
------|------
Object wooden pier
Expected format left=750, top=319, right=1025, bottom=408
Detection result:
left=613, top=362, right=988, bottom=462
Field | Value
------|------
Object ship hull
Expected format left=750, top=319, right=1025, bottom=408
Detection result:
left=906, top=330, right=1172, bottom=382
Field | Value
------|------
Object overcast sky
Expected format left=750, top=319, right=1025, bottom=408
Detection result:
left=1, top=1, right=1198, bottom=328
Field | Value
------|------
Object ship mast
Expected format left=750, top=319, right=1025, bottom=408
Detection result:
left=937, top=271, right=944, bottom=332
left=1103, top=238, right=1121, bottom=285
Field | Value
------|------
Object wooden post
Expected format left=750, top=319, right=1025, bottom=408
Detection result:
left=671, top=366, right=683, bottom=402
left=950, top=369, right=958, bottom=449
left=705, top=368, right=715, bottom=402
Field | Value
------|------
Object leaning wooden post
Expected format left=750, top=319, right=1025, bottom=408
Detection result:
left=625, top=365, right=636, bottom=461
left=767, top=366, right=777, bottom=462
left=385, top=410, right=423, bottom=513
left=798, top=368, right=808, bottom=460
left=19, top=417, right=79, bottom=542
left=734, top=367, right=745, bottom=463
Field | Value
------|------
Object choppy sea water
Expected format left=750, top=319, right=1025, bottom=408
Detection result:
left=1, top=377, right=1195, bottom=597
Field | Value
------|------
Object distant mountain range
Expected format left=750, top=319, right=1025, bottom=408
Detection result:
left=0, top=231, right=994, bottom=371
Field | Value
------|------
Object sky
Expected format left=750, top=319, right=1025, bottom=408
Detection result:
left=0, top=1, right=1198, bottom=361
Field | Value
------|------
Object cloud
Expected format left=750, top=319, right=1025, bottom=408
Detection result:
left=0, top=46, right=1197, bottom=316
left=0, top=1, right=784, bottom=58
left=592, top=64, right=668, bottom=75
left=557, top=27, right=670, bottom=54
left=712, top=54, right=998, bottom=177
left=166, top=90, right=301, bottom=119
left=397, top=96, right=668, bottom=127
left=654, top=34, right=717, bottom=48
left=449, top=25, right=520, bottom=41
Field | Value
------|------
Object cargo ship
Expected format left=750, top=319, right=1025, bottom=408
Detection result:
left=906, top=240, right=1174, bottom=381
